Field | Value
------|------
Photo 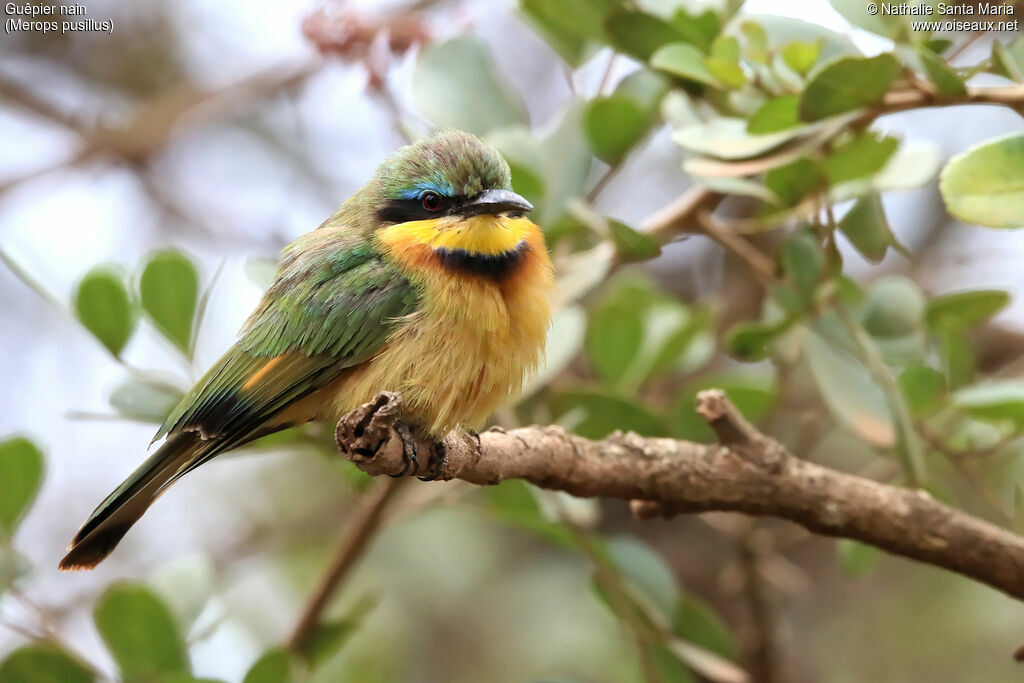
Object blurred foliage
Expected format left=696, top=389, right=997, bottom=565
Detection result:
left=3, top=0, right=1024, bottom=681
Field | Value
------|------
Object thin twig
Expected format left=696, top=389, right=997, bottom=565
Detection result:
left=287, top=477, right=406, bottom=652
left=695, top=210, right=776, bottom=287
left=915, top=422, right=1015, bottom=525
left=596, top=52, right=619, bottom=96
left=586, top=163, right=623, bottom=203
left=946, top=30, right=987, bottom=63
left=821, top=199, right=925, bottom=487
left=736, top=530, right=780, bottom=683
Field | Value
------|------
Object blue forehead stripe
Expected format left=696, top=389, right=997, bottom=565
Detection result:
left=397, top=180, right=455, bottom=200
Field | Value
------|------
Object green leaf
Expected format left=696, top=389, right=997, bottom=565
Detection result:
left=742, top=14, right=858, bottom=61
left=606, top=9, right=691, bottom=61
left=836, top=539, right=880, bottom=578
left=519, top=0, right=588, bottom=65
left=923, top=38, right=953, bottom=56
left=937, top=328, right=974, bottom=389
left=669, top=8, right=719, bottom=54
left=939, top=133, right=1024, bottom=229
left=109, top=377, right=184, bottom=423
left=710, top=36, right=740, bottom=62
left=483, top=480, right=574, bottom=547
left=724, top=321, right=779, bottom=362
left=953, top=381, right=1024, bottom=422
left=481, top=479, right=573, bottom=548
left=673, top=594, right=738, bottom=659
left=615, top=68, right=671, bottom=113
left=781, top=39, right=821, bottom=75
left=740, top=20, right=768, bottom=62
left=925, top=289, right=1010, bottom=329
left=799, top=54, right=899, bottom=121
left=864, top=140, right=942, bottom=193
left=554, top=390, right=668, bottom=439
left=412, top=37, right=529, bottom=136
left=0, top=644, right=94, bottom=683
left=828, top=0, right=906, bottom=39
left=692, top=175, right=779, bottom=203
left=780, top=229, right=825, bottom=296
left=94, top=582, right=190, bottom=680
left=703, top=57, right=746, bottom=88
left=651, top=42, right=718, bottom=86
left=583, top=69, right=667, bottom=169
left=839, top=194, right=900, bottom=263
left=824, top=132, right=899, bottom=185
left=916, top=46, right=965, bottom=96
left=300, top=618, right=361, bottom=668
left=139, top=250, right=199, bottom=355
left=150, top=554, right=216, bottom=633
left=0, top=436, right=43, bottom=540
left=608, top=220, right=661, bottom=262
left=991, top=37, right=1024, bottom=82
left=898, top=365, right=947, bottom=416
left=536, top=101, right=593, bottom=227
left=765, top=158, right=824, bottom=207
left=583, top=97, right=649, bottom=165
left=640, top=302, right=708, bottom=378
left=650, top=645, right=699, bottom=683
left=74, top=266, right=136, bottom=357
left=861, top=276, right=925, bottom=339
left=586, top=297, right=645, bottom=385
left=244, top=649, right=297, bottom=683
left=673, top=117, right=800, bottom=160
left=487, top=126, right=546, bottom=210
left=805, top=328, right=895, bottom=447
left=606, top=535, right=679, bottom=614
left=747, top=95, right=800, bottom=134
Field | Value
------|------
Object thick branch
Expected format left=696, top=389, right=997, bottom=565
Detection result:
left=336, top=391, right=1024, bottom=602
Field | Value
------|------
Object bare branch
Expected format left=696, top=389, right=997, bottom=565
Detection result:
left=335, top=391, right=1024, bottom=603
left=287, top=476, right=406, bottom=652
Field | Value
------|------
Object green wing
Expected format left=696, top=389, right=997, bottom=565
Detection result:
left=59, top=232, right=421, bottom=570
left=155, top=234, right=420, bottom=450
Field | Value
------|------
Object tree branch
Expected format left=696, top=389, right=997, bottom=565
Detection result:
left=334, top=391, right=1024, bottom=602
left=287, top=476, right=406, bottom=652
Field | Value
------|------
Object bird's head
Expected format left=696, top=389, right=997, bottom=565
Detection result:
left=339, top=130, right=537, bottom=269
left=375, top=129, right=532, bottom=223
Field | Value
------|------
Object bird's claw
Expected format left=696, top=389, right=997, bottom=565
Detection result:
left=417, top=439, right=448, bottom=481
left=390, top=422, right=419, bottom=478
left=350, top=438, right=385, bottom=460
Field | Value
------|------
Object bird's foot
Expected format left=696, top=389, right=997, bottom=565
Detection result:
left=417, top=438, right=449, bottom=481
left=350, top=438, right=386, bottom=460
left=390, top=421, right=420, bottom=478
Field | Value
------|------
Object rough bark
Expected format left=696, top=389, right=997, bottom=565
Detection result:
left=334, top=390, right=1024, bottom=602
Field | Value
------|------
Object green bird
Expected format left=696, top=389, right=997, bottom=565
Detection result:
left=60, top=130, right=554, bottom=570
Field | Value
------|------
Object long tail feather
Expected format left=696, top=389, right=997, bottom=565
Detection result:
left=59, top=433, right=204, bottom=571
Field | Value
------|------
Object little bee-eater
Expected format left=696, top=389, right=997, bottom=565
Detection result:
left=60, top=130, right=553, bottom=570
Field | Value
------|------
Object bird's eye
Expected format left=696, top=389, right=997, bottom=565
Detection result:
left=420, top=192, right=443, bottom=212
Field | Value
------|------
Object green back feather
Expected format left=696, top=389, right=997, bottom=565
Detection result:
left=154, top=230, right=420, bottom=444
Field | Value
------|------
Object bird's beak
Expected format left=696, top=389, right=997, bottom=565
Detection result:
left=459, top=189, right=533, bottom=217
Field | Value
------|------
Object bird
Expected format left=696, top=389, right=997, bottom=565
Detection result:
left=59, top=129, right=554, bottom=570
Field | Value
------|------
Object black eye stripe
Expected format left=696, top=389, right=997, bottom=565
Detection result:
left=377, top=195, right=462, bottom=224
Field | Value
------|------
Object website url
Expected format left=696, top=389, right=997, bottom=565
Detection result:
left=911, top=19, right=1020, bottom=30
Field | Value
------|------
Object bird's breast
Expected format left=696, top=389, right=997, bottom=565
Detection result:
left=315, top=217, right=553, bottom=434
